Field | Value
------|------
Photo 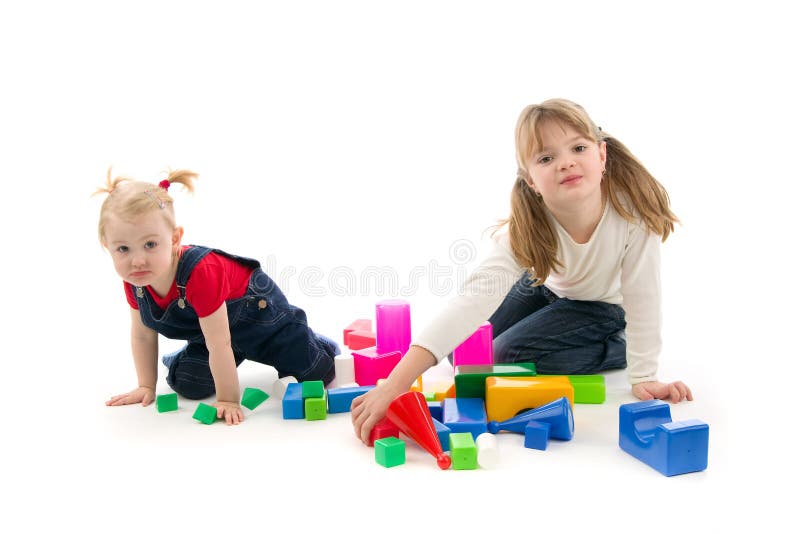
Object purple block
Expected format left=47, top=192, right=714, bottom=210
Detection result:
left=375, top=299, right=411, bottom=355
left=453, top=322, right=494, bottom=367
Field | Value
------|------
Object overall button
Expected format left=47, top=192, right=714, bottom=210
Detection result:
left=136, top=287, right=144, bottom=298
left=178, top=298, right=186, bottom=309
left=258, top=299, right=267, bottom=309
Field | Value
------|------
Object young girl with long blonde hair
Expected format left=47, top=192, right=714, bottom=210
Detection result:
left=352, top=98, right=692, bottom=443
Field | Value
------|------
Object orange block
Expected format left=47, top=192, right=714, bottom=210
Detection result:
left=485, top=376, right=574, bottom=422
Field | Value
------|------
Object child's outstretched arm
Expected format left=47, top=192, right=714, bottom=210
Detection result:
left=351, top=345, right=437, bottom=444
left=198, top=303, right=244, bottom=425
left=106, top=309, right=158, bottom=407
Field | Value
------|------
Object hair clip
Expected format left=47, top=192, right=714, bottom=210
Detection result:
left=144, top=189, right=165, bottom=209
left=158, top=180, right=170, bottom=191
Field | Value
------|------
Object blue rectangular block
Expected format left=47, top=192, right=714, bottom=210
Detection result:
left=327, top=386, right=374, bottom=413
left=443, top=397, right=487, bottom=439
left=282, top=382, right=304, bottom=419
left=427, top=401, right=443, bottom=422
left=433, top=417, right=451, bottom=452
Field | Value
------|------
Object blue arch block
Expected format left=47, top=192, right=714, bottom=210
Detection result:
left=619, top=400, right=709, bottom=476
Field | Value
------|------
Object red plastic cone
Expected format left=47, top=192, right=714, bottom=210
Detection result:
left=386, top=391, right=451, bottom=470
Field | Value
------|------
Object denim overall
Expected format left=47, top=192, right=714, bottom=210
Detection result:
left=488, top=273, right=628, bottom=374
left=133, top=246, right=338, bottom=399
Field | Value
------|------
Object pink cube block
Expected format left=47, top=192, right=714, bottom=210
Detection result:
left=453, top=321, right=494, bottom=367
left=375, top=299, right=411, bottom=356
left=353, top=347, right=403, bottom=386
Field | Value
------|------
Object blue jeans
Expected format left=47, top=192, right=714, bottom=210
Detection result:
left=489, top=273, right=627, bottom=374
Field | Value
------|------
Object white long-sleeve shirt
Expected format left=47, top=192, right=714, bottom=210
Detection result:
left=413, top=201, right=662, bottom=384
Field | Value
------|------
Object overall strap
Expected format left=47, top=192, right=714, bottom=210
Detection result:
left=174, top=245, right=214, bottom=308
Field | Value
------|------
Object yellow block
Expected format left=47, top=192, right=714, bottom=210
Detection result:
left=485, top=376, right=574, bottom=422
left=409, top=375, right=423, bottom=393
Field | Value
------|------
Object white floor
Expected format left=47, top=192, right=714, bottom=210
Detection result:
left=12, top=344, right=785, bottom=533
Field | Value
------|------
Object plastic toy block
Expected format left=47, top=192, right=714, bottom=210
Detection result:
left=305, top=392, right=328, bottom=421
left=454, top=363, right=537, bottom=399
left=344, top=318, right=372, bottom=346
left=353, top=347, right=402, bottom=386
left=619, top=400, right=709, bottom=476
left=375, top=437, right=406, bottom=468
left=368, top=417, right=400, bottom=446
left=524, top=421, right=550, bottom=450
left=476, top=433, right=499, bottom=468
left=488, top=397, right=574, bottom=440
left=327, top=385, right=374, bottom=414
left=485, top=376, right=574, bottom=422
left=453, top=321, right=494, bottom=367
left=433, top=418, right=451, bottom=452
left=443, top=397, right=488, bottom=439
left=432, top=379, right=456, bottom=401
left=449, top=433, right=478, bottom=470
left=375, top=299, right=411, bottom=355
left=192, top=403, right=217, bottom=425
left=282, top=382, right=304, bottom=419
left=567, top=375, right=606, bottom=404
left=272, top=376, right=298, bottom=400
left=410, top=376, right=423, bottom=393
left=333, top=354, right=355, bottom=387
left=156, top=393, right=178, bottom=413
left=427, top=401, right=443, bottom=422
left=424, top=392, right=436, bottom=402
left=347, top=330, right=377, bottom=350
left=386, top=391, right=452, bottom=470
left=301, top=380, right=325, bottom=399
left=241, top=387, right=269, bottom=410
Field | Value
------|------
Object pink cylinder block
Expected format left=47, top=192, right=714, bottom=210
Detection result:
left=353, top=348, right=403, bottom=386
left=453, top=321, right=494, bottom=367
left=375, top=299, right=411, bottom=356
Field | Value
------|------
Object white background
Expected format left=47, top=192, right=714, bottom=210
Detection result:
left=1, top=0, right=797, bottom=531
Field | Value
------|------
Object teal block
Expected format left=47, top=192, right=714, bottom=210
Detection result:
left=302, top=380, right=325, bottom=399
left=156, top=393, right=178, bottom=413
left=192, top=403, right=217, bottom=425
left=241, top=387, right=270, bottom=410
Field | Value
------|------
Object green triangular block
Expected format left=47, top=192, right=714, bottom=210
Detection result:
left=241, top=387, right=270, bottom=410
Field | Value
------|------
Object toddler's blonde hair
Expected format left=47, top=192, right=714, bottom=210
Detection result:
left=94, top=168, right=198, bottom=244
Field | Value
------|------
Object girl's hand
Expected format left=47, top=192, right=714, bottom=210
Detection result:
left=351, top=380, right=407, bottom=445
left=632, top=380, right=693, bottom=403
left=106, top=386, right=155, bottom=407
left=214, top=401, right=244, bottom=425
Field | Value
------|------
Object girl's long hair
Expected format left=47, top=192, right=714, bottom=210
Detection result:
left=499, top=98, right=678, bottom=284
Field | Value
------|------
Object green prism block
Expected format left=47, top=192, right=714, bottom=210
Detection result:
left=454, top=363, right=537, bottom=399
left=449, top=432, right=478, bottom=470
left=305, top=392, right=327, bottom=421
left=241, top=387, right=270, bottom=410
left=192, top=403, right=217, bottom=425
left=156, top=393, right=178, bottom=413
left=375, top=437, right=406, bottom=468
left=567, top=375, right=606, bottom=403
left=301, top=380, right=325, bottom=399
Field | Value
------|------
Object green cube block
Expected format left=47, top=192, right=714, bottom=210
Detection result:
left=423, top=391, right=436, bottom=402
left=305, top=392, right=327, bottom=421
left=301, top=380, right=325, bottom=399
left=156, top=393, right=178, bottom=413
left=454, top=363, right=537, bottom=399
left=449, top=432, right=478, bottom=470
left=567, top=375, right=606, bottom=403
left=375, top=437, right=406, bottom=468
left=241, top=387, right=270, bottom=410
left=192, top=402, right=217, bottom=425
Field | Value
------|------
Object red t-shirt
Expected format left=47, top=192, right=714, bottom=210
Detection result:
left=125, top=247, right=254, bottom=318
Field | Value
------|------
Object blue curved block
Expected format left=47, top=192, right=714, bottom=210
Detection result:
left=443, top=397, right=488, bottom=439
left=488, top=397, right=574, bottom=440
left=619, top=400, right=709, bottom=476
